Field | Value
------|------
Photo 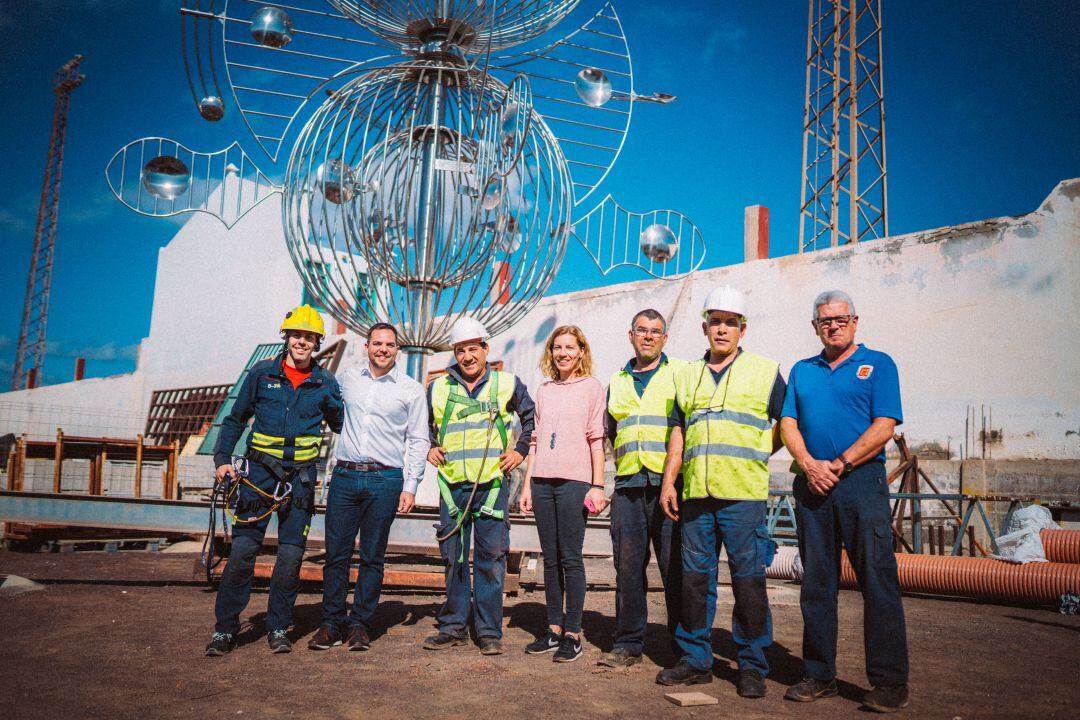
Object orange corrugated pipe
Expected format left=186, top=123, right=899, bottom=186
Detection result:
left=836, top=552, right=1080, bottom=604
left=1040, top=529, right=1080, bottom=564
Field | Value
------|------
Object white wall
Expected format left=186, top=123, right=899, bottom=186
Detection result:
left=5, top=178, right=1077, bottom=465
left=477, top=178, right=1080, bottom=460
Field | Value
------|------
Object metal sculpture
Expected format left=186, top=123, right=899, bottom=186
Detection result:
left=106, top=1, right=706, bottom=377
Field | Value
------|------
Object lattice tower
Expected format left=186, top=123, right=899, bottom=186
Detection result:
left=798, top=0, right=887, bottom=251
left=12, top=55, right=85, bottom=390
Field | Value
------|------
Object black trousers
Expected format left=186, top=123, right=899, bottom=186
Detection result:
left=532, top=477, right=590, bottom=634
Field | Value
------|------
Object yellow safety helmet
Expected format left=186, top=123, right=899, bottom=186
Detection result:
left=280, top=304, right=325, bottom=337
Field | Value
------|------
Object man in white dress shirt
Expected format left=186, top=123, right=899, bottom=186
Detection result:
left=308, top=322, right=430, bottom=651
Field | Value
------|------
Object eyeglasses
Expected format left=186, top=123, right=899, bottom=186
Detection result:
left=814, top=315, right=856, bottom=328
left=632, top=327, right=665, bottom=338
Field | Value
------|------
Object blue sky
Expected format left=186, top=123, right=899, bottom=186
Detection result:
left=1, top=0, right=1078, bottom=387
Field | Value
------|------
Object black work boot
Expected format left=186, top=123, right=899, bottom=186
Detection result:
left=478, top=637, right=504, bottom=655
left=205, top=632, right=235, bottom=657
left=784, top=677, right=838, bottom=702
left=737, top=669, right=767, bottom=698
left=422, top=632, right=467, bottom=650
left=862, top=685, right=910, bottom=713
left=598, top=647, right=643, bottom=668
left=656, top=659, right=713, bottom=686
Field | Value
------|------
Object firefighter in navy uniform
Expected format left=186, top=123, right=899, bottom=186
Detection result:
left=205, top=305, right=344, bottom=656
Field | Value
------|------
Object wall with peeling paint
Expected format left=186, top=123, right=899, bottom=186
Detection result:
left=443, top=178, right=1080, bottom=462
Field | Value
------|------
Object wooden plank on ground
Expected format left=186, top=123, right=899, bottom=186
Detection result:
left=664, top=692, right=718, bottom=707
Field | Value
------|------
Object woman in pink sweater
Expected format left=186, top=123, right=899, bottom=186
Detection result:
left=520, top=325, right=606, bottom=663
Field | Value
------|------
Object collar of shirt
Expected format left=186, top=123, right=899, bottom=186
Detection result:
left=358, top=360, right=400, bottom=382
left=812, top=342, right=866, bottom=369
left=622, top=352, right=669, bottom=374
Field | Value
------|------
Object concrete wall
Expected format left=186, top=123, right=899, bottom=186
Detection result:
left=470, top=178, right=1080, bottom=462
left=3, top=179, right=1077, bottom=497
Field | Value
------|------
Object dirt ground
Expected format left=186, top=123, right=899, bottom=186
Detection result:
left=0, top=549, right=1077, bottom=720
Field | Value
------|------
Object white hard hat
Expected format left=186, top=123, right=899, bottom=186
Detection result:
left=449, top=317, right=489, bottom=347
left=701, top=285, right=748, bottom=319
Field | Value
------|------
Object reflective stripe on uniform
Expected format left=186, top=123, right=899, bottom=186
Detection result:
left=614, top=439, right=670, bottom=459
left=615, top=414, right=670, bottom=432
left=444, top=418, right=496, bottom=434
left=683, top=442, right=771, bottom=463
left=445, top=447, right=503, bottom=463
left=250, top=432, right=321, bottom=461
left=686, top=408, right=771, bottom=431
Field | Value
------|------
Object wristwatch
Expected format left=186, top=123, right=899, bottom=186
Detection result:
left=839, top=454, right=853, bottom=476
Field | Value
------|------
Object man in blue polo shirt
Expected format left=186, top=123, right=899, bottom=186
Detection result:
left=780, top=290, right=909, bottom=714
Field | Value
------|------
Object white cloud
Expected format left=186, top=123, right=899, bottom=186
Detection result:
left=44, top=339, right=139, bottom=362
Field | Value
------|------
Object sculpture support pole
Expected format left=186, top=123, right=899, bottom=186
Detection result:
left=401, top=346, right=432, bottom=382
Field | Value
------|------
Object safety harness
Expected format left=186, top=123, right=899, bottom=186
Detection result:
left=435, top=372, right=508, bottom=560
left=199, top=454, right=313, bottom=585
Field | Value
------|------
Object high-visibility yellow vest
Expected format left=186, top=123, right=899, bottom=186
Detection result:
left=608, top=358, right=683, bottom=477
left=431, top=370, right=516, bottom=486
left=249, top=432, right=322, bottom=463
left=676, top=352, right=778, bottom=501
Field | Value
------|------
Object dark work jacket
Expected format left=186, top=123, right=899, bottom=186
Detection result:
left=213, top=353, right=345, bottom=467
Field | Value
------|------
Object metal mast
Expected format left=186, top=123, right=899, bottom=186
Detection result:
left=11, top=55, right=85, bottom=390
left=798, top=0, right=887, bottom=252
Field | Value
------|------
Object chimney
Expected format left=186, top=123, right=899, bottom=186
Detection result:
left=744, top=205, right=770, bottom=261
left=74, top=357, right=85, bottom=381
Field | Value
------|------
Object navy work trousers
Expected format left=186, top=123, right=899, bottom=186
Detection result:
left=214, top=461, right=316, bottom=635
left=436, top=480, right=510, bottom=640
left=794, top=461, right=909, bottom=687
left=320, top=466, right=403, bottom=632
left=675, top=498, right=774, bottom=674
left=609, top=485, right=682, bottom=655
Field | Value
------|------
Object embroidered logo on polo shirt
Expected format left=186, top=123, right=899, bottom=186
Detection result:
left=856, top=365, right=874, bottom=380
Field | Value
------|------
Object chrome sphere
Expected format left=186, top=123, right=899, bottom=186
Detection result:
left=198, top=95, right=225, bottom=121
left=325, top=0, right=578, bottom=51
left=317, top=158, right=357, bottom=204
left=640, top=223, right=678, bottom=262
left=250, top=6, right=294, bottom=48
left=574, top=68, right=612, bottom=107
left=142, top=156, right=191, bottom=200
left=283, top=58, right=573, bottom=348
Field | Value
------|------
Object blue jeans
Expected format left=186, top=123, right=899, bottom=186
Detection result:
left=214, top=461, right=316, bottom=635
left=794, top=462, right=909, bottom=686
left=436, top=480, right=509, bottom=639
left=675, top=498, right=774, bottom=674
left=610, top=485, right=682, bottom=655
left=320, top=466, right=403, bottom=631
